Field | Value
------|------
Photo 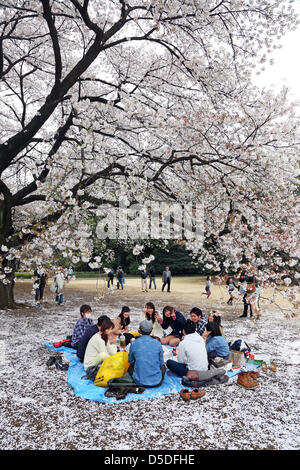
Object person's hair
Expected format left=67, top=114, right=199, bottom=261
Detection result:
left=145, top=302, right=156, bottom=323
left=119, top=306, right=131, bottom=327
left=80, top=304, right=92, bottom=317
left=97, top=315, right=110, bottom=327
left=183, top=319, right=196, bottom=335
left=100, top=318, right=114, bottom=344
left=206, top=321, right=221, bottom=337
left=162, top=306, right=175, bottom=326
left=206, top=275, right=211, bottom=280
left=190, top=307, right=203, bottom=318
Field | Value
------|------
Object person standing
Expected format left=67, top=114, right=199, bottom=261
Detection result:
left=140, top=268, right=148, bottom=292
left=54, top=266, right=65, bottom=306
left=238, top=272, right=253, bottom=318
left=226, top=276, right=237, bottom=305
left=33, top=273, right=41, bottom=305
left=149, top=265, right=157, bottom=290
left=67, top=266, right=73, bottom=282
left=116, top=266, right=124, bottom=290
left=201, top=275, right=212, bottom=298
left=162, top=266, right=171, bottom=292
left=34, top=267, right=48, bottom=304
left=107, top=269, right=114, bottom=289
left=39, top=269, right=48, bottom=302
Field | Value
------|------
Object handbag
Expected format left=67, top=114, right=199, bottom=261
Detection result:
left=94, top=351, right=130, bottom=387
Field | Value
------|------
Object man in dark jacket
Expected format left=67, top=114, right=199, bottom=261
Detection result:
left=149, top=265, right=157, bottom=290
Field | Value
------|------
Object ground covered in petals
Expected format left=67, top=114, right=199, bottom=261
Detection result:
left=0, top=278, right=299, bottom=450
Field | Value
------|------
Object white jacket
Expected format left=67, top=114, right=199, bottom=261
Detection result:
left=55, top=272, right=65, bottom=290
left=84, top=333, right=117, bottom=370
left=177, top=332, right=208, bottom=371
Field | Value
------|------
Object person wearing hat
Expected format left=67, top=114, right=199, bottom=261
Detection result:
left=128, top=319, right=165, bottom=387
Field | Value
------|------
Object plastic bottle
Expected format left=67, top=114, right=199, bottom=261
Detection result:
left=119, top=333, right=126, bottom=350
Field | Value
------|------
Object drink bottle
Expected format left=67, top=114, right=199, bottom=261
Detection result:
left=119, top=333, right=126, bottom=349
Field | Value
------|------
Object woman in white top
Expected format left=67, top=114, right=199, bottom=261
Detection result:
left=140, top=302, right=165, bottom=339
left=84, top=318, right=117, bottom=370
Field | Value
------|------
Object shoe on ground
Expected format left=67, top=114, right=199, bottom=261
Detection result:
left=54, top=356, right=69, bottom=371
left=270, top=361, right=277, bottom=372
left=249, top=370, right=260, bottom=379
left=237, top=371, right=259, bottom=389
left=46, top=356, right=56, bottom=368
left=190, top=388, right=205, bottom=399
left=180, top=388, right=190, bottom=402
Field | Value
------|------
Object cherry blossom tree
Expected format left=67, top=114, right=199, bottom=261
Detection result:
left=0, top=0, right=299, bottom=309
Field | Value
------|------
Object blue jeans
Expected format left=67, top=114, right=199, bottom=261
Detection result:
left=56, top=289, right=64, bottom=305
left=149, top=277, right=157, bottom=289
left=166, top=359, right=188, bottom=377
left=117, top=278, right=124, bottom=289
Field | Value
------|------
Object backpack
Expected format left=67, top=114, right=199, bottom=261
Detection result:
left=104, top=375, right=145, bottom=399
left=229, top=339, right=251, bottom=355
left=82, top=364, right=101, bottom=382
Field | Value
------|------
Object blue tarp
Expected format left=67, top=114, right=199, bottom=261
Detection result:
left=44, top=342, right=260, bottom=403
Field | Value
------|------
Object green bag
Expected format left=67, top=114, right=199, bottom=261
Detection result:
left=104, top=374, right=145, bottom=400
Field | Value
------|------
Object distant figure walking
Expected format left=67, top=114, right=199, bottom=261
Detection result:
left=226, top=276, right=237, bottom=305
left=149, top=265, right=157, bottom=290
left=54, top=266, right=65, bottom=306
left=201, top=275, right=212, bottom=298
left=140, top=268, right=148, bottom=292
left=116, top=266, right=124, bottom=290
left=107, top=269, right=114, bottom=289
left=162, top=266, right=171, bottom=292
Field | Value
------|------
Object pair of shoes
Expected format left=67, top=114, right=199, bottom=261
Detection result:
left=237, top=371, right=259, bottom=389
left=54, top=356, right=69, bottom=371
left=46, top=356, right=56, bottom=368
left=179, top=388, right=205, bottom=401
left=239, top=314, right=247, bottom=318
left=104, top=387, right=127, bottom=400
left=261, top=361, right=277, bottom=372
left=249, top=370, right=260, bottom=379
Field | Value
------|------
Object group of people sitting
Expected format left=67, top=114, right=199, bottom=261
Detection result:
left=70, top=302, right=230, bottom=388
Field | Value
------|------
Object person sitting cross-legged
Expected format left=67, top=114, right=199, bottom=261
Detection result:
left=203, top=321, right=230, bottom=366
left=128, top=320, right=166, bottom=388
left=166, top=319, right=208, bottom=377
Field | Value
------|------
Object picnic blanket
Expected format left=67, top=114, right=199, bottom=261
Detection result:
left=44, top=342, right=260, bottom=403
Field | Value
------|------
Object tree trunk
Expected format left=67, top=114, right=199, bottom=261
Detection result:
left=0, top=198, right=16, bottom=309
left=0, top=277, right=15, bottom=309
